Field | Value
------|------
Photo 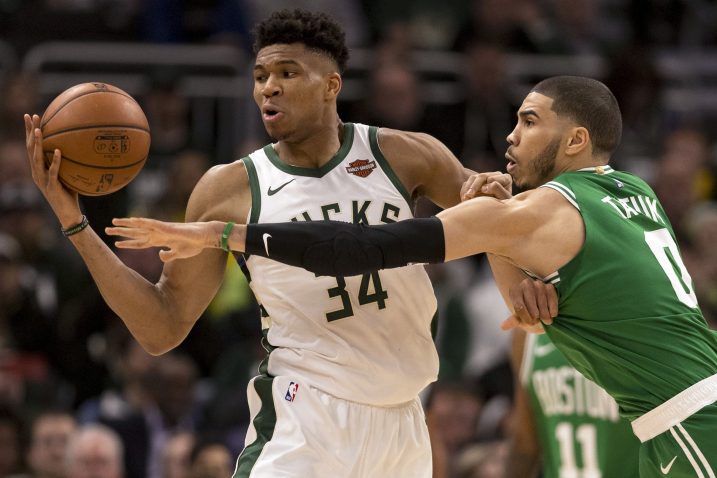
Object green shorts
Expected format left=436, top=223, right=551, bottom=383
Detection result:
left=638, top=403, right=717, bottom=477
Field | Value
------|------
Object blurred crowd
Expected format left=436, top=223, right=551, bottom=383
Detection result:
left=1, top=1, right=717, bottom=477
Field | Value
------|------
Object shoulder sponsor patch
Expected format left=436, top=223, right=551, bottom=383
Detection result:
left=346, top=159, right=377, bottom=178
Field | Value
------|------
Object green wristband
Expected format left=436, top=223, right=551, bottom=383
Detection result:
left=61, top=215, right=89, bottom=237
left=221, top=221, right=236, bottom=252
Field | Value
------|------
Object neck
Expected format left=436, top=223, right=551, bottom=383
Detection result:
left=275, top=119, right=344, bottom=169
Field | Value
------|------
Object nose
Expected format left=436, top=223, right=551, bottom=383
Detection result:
left=506, top=126, right=518, bottom=146
left=261, top=76, right=281, bottom=98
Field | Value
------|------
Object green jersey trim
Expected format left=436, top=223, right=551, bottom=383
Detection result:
left=241, top=156, right=261, bottom=224
left=262, top=123, right=355, bottom=177
left=232, top=376, right=277, bottom=478
left=368, top=126, right=414, bottom=210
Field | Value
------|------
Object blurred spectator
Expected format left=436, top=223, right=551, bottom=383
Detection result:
left=653, top=128, right=714, bottom=240
left=457, top=42, right=515, bottom=168
left=162, top=432, right=194, bottom=478
left=427, top=261, right=474, bottom=381
left=153, top=150, right=212, bottom=222
left=102, top=352, right=202, bottom=478
left=454, top=0, right=552, bottom=53
left=426, top=381, right=483, bottom=476
left=0, top=73, right=39, bottom=142
left=544, top=0, right=625, bottom=55
left=65, top=424, right=125, bottom=478
left=143, top=72, right=192, bottom=165
left=453, top=440, right=508, bottom=478
left=350, top=60, right=456, bottom=150
left=139, top=0, right=251, bottom=49
left=76, top=328, right=155, bottom=425
left=24, top=411, right=77, bottom=478
left=462, top=260, right=513, bottom=402
left=188, top=437, right=233, bottom=478
left=0, top=404, right=24, bottom=476
left=605, top=45, right=666, bottom=177
left=684, top=201, right=717, bottom=327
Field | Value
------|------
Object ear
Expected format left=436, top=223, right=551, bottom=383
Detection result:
left=325, top=72, right=342, bottom=100
left=565, top=126, right=590, bottom=156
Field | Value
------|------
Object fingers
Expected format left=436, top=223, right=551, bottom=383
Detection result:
left=111, top=217, right=162, bottom=229
left=481, top=181, right=511, bottom=200
left=113, top=239, right=150, bottom=249
left=158, top=249, right=178, bottom=262
left=461, top=172, right=513, bottom=201
left=501, top=315, right=519, bottom=331
left=105, top=226, right=146, bottom=239
left=508, top=278, right=560, bottom=329
left=461, top=173, right=490, bottom=201
left=48, top=149, right=61, bottom=180
left=510, top=279, right=541, bottom=325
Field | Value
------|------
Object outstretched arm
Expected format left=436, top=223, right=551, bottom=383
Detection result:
left=108, top=187, right=582, bottom=285
left=25, top=114, right=247, bottom=354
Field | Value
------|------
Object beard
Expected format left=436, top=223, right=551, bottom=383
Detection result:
left=518, top=136, right=561, bottom=190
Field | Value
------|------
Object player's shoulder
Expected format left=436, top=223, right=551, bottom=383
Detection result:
left=376, top=127, right=445, bottom=158
left=186, top=159, right=251, bottom=223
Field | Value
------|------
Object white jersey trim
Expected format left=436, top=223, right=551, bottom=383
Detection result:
left=631, top=372, right=717, bottom=442
left=541, top=181, right=580, bottom=211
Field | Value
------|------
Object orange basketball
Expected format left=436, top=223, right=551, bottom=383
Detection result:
left=41, top=82, right=151, bottom=196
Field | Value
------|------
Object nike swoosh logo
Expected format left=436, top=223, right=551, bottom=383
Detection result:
left=262, top=233, right=272, bottom=256
left=267, top=178, right=296, bottom=196
left=534, top=343, right=556, bottom=357
left=661, top=456, right=677, bottom=474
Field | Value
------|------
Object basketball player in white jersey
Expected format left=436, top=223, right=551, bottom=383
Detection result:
left=24, top=9, right=515, bottom=478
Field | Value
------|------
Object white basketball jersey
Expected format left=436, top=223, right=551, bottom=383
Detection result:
left=241, top=123, right=439, bottom=406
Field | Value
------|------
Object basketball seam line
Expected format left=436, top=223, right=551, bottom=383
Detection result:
left=46, top=152, right=147, bottom=169
left=43, top=124, right=151, bottom=139
left=40, top=89, right=139, bottom=129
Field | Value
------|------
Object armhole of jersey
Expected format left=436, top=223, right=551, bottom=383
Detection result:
left=520, top=334, right=537, bottom=386
left=368, top=126, right=415, bottom=211
left=541, top=181, right=580, bottom=211
left=241, top=155, right=261, bottom=224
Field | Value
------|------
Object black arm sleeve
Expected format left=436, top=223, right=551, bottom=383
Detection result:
left=245, top=217, right=445, bottom=276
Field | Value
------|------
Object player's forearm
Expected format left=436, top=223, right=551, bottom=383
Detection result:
left=69, top=227, right=188, bottom=354
left=234, top=217, right=445, bottom=276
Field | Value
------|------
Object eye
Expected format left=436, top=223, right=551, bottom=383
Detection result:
left=254, top=74, right=267, bottom=82
left=283, top=70, right=297, bottom=78
left=524, top=119, right=534, bottom=127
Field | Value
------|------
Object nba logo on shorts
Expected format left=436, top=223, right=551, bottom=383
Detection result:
left=285, top=382, right=299, bottom=402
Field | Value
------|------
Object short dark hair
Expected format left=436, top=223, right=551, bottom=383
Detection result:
left=252, top=9, right=349, bottom=73
left=531, top=76, right=623, bottom=156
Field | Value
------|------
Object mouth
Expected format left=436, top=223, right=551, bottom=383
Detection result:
left=262, top=105, right=284, bottom=122
left=505, top=152, right=517, bottom=173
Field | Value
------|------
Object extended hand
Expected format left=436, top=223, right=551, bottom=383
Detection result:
left=461, top=172, right=512, bottom=201
left=501, top=278, right=558, bottom=333
left=106, top=217, right=217, bottom=262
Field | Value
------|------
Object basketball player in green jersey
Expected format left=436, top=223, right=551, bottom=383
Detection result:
left=112, top=76, right=717, bottom=476
left=24, top=9, right=516, bottom=478
left=506, top=329, right=640, bottom=477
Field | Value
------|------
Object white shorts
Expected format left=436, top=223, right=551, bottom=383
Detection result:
left=233, top=374, right=432, bottom=478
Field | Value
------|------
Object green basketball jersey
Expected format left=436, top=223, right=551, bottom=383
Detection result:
left=539, top=166, right=717, bottom=420
left=523, top=333, right=640, bottom=477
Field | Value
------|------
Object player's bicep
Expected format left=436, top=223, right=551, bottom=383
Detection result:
left=378, top=130, right=468, bottom=209
left=161, top=160, right=250, bottom=325
left=415, top=136, right=470, bottom=208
